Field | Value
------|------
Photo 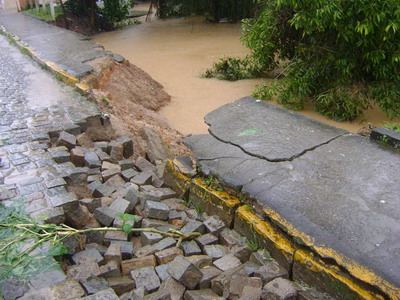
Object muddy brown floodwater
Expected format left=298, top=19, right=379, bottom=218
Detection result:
left=94, top=14, right=396, bottom=135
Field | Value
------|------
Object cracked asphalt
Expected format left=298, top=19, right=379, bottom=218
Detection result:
left=185, top=97, right=400, bottom=288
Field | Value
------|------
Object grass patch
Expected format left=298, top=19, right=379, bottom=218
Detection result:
left=246, top=238, right=260, bottom=251
left=114, top=18, right=141, bottom=29
left=183, top=198, right=203, bottom=214
left=24, top=6, right=62, bottom=22
left=202, top=56, right=265, bottom=81
left=203, top=175, right=223, bottom=192
left=384, top=122, right=400, bottom=135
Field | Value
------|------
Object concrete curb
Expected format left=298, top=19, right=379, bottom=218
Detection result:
left=370, top=127, right=400, bottom=149
left=163, top=159, right=400, bottom=299
left=0, top=26, right=90, bottom=95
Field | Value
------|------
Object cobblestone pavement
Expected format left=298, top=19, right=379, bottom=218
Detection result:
left=0, top=33, right=99, bottom=217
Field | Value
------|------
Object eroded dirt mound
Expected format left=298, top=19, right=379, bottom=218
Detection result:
left=85, top=56, right=170, bottom=111
left=83, top=56, right=191, bottom=161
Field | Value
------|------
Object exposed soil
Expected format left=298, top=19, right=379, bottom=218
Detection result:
left=83, top=56, right=192, bottom=161
left=49, top=13, right=97, bottom=36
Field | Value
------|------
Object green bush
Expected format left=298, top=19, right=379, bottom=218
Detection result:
left=156, top=0, right=254, bottom=22
left=242, top=0, right=400, bottom=121
left=202, top=56, right=266, bottom=81
left=101, top=0, right=130, bottom=23
left=64, top=0, right=130, bottom=30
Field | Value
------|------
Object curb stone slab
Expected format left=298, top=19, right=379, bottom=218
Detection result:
left=184, top=97, right=400, bottom=298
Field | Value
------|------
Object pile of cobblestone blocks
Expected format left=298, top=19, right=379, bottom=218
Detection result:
left=1, top=129, right=333, bottom=299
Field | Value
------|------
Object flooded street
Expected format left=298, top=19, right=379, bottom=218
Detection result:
left=94, top=14, right=395, bottom=135
left=95, top=16, right=261, bottom=135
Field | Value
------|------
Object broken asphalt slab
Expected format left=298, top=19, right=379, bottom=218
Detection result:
left=185, top=97, right=400, bottom=289
left=204, top=97, right=347, bottom=161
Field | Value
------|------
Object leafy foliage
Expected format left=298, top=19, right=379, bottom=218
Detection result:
left=0, top=204, right=65, bottom=281
left=24, top=6, right=63, bottom=22
left=64, top=0, right=130, bottom=30
left=202, top=0, right=400, bottom=121
left=101, top=0, right=130, bottom=22
left=156, top=0, right=254, bottom=22
left=202, top=56, right=266, bottom=81
left=0, top=205, right=200, bottom=281
left=241, top=0, right=400, bottom=121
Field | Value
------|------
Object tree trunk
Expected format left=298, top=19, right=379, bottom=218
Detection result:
left=212, top=0, right=219, bottom=22
left=158, top=0, right=167, bottom=18
left=58, top=0, right=69, bottom=29
left=89, top=0, right=96, bottom=31
left=49, top=0, right=55, bottom=20
left=232, top=0, right=238, bottom=23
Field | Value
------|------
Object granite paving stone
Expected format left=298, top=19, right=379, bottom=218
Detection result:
left=131, top=171, right=154, bottom=185
left=180, top=220, right=205, bottom=235
left=199, top=266, right=222, bottom=289
left=195, top=233, right=219, bottom=249
left=167, top=256, right=203, bottom=289
left=180, top=240, right=202, bottom=256
left=134, top=157, right=157, bottom=172
left=142, top=200, right=170, bottom=220
left=223, top=275, right=263, bottom=300
left=203, top=245, right=228, bottom=260
left=80, top=288, right=119, bottom=300
left=80, top=277, right=110, bottom=295
left=261, top=277, right=298, bottom=300
left=121, top=255, right=157, bottom=275
left=213, top=254, right=242, bottom=271
left=141, top=231, right=163, bottom=245
left=121, top=168, right=138, bottom=181
left=106, top=276, right=135, bottom=296
left=155, top=264, right=170, bottom=282
left=130, top=267, right=160, bottom=293
left=230, top=243, right=252, bottom=263
left=184, top=289, right=224, bottom=300
left=118, top=159, right=135, bottom=171
left=155, top=247, right=184, bottom=265
left=254, top=261, right=289, bottom=284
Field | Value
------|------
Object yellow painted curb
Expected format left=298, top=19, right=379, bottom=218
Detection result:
left=163, top=161, right=399, bottom=299
left=293, top=249, right=385, bottom=299
left=75, top=82, right=91, bottom=94
left=191, top=178, right=240, bottom=209
left=162, top=160, right=191, bottom=198
left=46, top=61, right=79, bottom=85
left=235, top=206, right=295, bottom=269
left=189, top=178, right=241, bottom=226
left=263, top=206, right=400, bottom=299
left=0, top=28, right=90, bottom=94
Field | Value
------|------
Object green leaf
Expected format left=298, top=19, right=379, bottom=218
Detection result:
left=116, top=213, right=136, bottom=223
left=122, top=224, right=132, bottom=234
left=116, top=213, right=125, bottom=221
left=48, top=244, right=68, bottom=256
left=123, top=214, right=136, bottom=222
